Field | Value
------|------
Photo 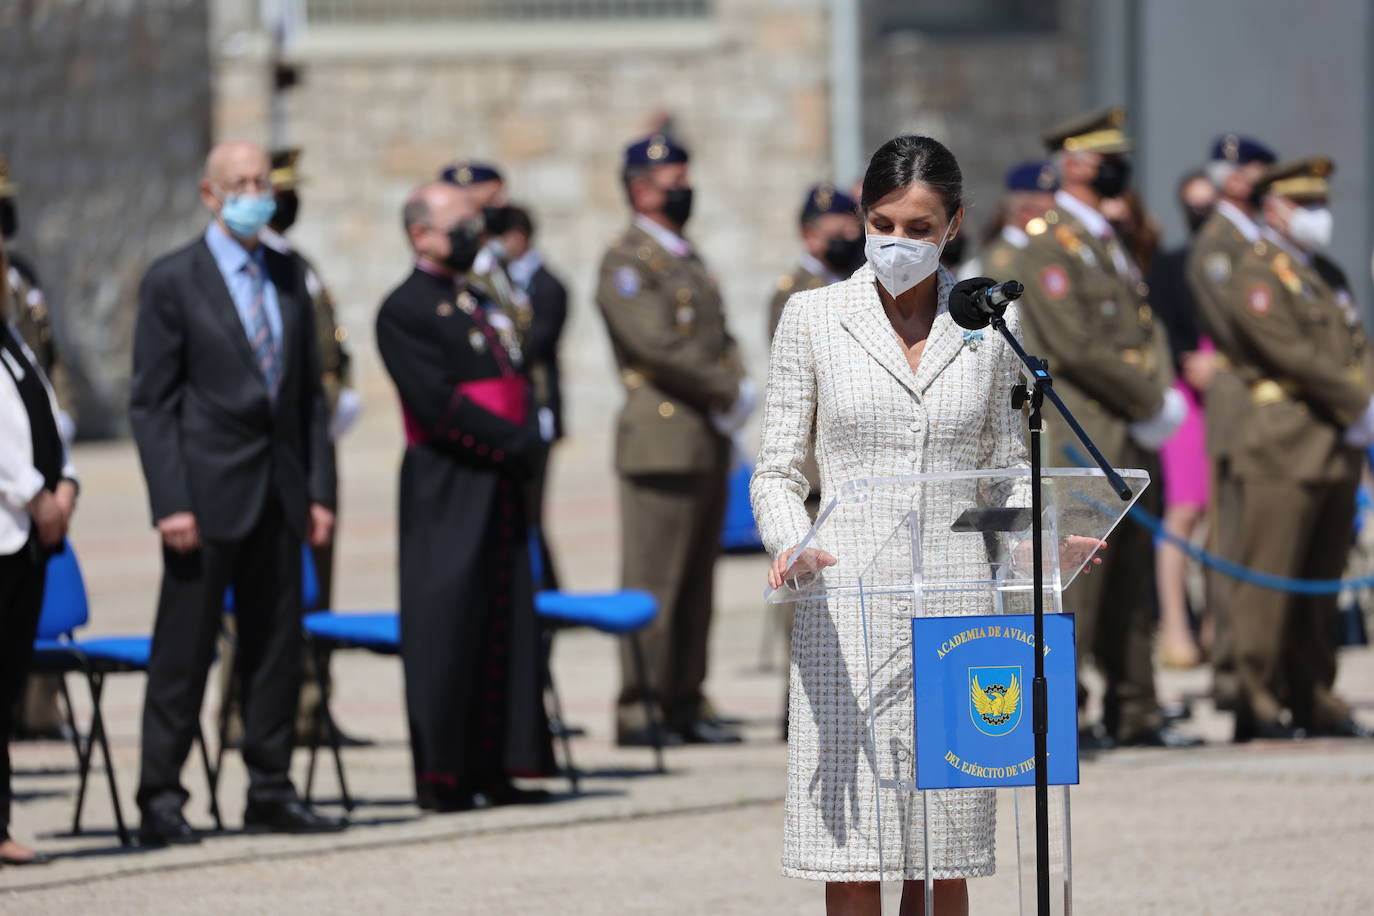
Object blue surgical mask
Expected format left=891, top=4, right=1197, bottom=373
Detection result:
left=220, top=192, right=277, bottom=239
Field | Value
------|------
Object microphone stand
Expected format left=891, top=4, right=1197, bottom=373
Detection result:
left=984, top=307, right=1131, bottom=916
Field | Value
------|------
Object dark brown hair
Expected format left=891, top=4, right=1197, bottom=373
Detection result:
left=860, top=136, right=963, bottom=219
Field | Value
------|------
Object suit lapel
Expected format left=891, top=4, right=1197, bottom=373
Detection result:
left=840, top=265, right=963, bottom=397
left=264, top=247, right=298, bottom=383
left=194, top=241, right=265, bottom=384
left=910, top=271, right=963, bottom=393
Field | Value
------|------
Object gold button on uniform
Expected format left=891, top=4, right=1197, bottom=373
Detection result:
left=658, top=401, right=675, bottom=418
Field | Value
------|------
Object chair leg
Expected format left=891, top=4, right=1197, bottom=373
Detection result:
left=196, top=723, right=224, bottom=832
left=55, top=674, right=84, bottom=781
left=212, top=651, right=238, bottom=807
left=84, top=671, right=130, bottom=847
left=542, top=627, right=579, bottom=795
left=315, top=643, right=352, bottom=812
left=304, top=643, right=324, bottom=806
left=628, top=633, right=666, bottom=774
left=70, top=673, right=94, bottom=835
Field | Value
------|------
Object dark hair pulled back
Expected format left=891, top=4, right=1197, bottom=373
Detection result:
left=859, top=135, right=963, bottom=219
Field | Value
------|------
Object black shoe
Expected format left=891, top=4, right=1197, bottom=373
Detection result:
left=138, top=808, right=201, bottom=848
left=616, top=726, right=685, bottom=748
left=1118, top=726, right=1204, bottom=748
left=1233, top=718, right=1306, bottom=743
left=428, top=792, right=482, bottom=814
left=549, top=718, right=587, bottom=739
left=242, top=799, right=348, bottom=835
left=1078, top=725, right=1116, bottom=752
left=478, top=782, right=553, bottom=806
left=1307, top=717, right=1374, bottom=739
left=296, top=728, right=374, bottom=749
left=677, top=720, right=744, bottom=744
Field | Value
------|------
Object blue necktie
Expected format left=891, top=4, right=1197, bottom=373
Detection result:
left=243, top=260, right=279, bottom=400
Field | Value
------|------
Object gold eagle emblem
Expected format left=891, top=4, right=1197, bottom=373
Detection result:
left=971, top=674, right=1021, bottom=726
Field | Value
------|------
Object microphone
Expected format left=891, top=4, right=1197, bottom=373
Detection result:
left=949, top=277, right=1024, bottom=330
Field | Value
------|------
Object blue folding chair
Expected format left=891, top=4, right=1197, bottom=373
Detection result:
left=720, top=459, right=764, bottom=553
left=28, top=541, right=222, bottom=847
left=529, top=527, right=664, bottom=786
left=213, top=545, right=322, bottom=794
left=299, top=607, right=399, bottom=810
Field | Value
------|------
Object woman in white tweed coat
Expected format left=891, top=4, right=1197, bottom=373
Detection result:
left=751, top=136, right=1029, bottom=915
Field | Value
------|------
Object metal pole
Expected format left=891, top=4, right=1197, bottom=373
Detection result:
left=828, top=0, right=863, bottom=187
left=1029, top=383, right=1050, bottom=916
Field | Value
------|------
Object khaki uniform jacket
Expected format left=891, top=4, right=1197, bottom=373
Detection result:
left=979, top=235, right=1022, bottom=280
left=596, top=222, right=742, bottom=476
left=1222, top=241, right=1372, bottom=483
left=297, top=249, right=351, bottom=416
left=1014, top=206, right=1171, bottom=466
left=1185, top=210, right=1257, bottom=458
left=767, top=263, right=826, bottom=340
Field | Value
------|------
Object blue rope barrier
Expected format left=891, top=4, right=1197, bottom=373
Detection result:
left=1061, top=445, right=1374, bottom=596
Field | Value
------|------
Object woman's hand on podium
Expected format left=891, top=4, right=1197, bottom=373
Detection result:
left=769, top=546, right=839, bottom=591
left=1064, top=536, right=1106, bottom=575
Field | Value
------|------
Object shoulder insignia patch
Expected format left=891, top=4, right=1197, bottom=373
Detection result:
left=615, top=266, right=641, bottom=298
left=1246, top=284, right=1273, bottom=316
left=1040, top=265, right=1070, bottom=300
left=1205, top=252, right=1231, bottom=285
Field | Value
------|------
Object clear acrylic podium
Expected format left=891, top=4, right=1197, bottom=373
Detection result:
left=766, top=468, right=1149, bottom=915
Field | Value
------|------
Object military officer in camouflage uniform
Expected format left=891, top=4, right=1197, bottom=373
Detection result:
left=1184, top=135, right=1277, bottom=709
left=220, top=148, right=366, bottom=747
left=1015, top=108, right=1199, bottom=748
left=596, top=134, right=753, bottom=746
left=968, top=160, right=1058, bottom=281
left=2, top=157, right=75, bottom=741
left=1220, top=157, right=1374, bottom=741
left=767, top=184, right=863, bottom=337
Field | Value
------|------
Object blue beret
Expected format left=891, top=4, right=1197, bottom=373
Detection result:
left=800, top=183, right=858, bottom=223
left=440, top=160, right=503, bottom=186
left=1209, top=135, right=1276, bottom=165
left=1004, top=160, right=1058, bottom=192
left=624, top=134, right=689, bottom=168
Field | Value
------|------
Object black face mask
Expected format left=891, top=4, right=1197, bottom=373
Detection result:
left=661, top=187, right=694, bottom=227
left=1184, top=205, right=1212, bottom=235
left=822, top=234, right=866, bottom=275
left=271, top=190, right=300, bottom=233
left=0, top=198, right=16, bottom=239
left=443, top=221, right=484, bottom=273
left=482, top=205, right=514, bottom=236
left=1091, top=158, right=1132, bottom=199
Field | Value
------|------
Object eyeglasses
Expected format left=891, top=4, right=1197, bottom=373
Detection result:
left=217, top=177, right=274, bottom=196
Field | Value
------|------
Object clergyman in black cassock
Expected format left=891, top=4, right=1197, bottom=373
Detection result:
left=376, top=181, right=554, bottom=811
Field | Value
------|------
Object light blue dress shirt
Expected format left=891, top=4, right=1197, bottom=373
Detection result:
left=204, top=221, right=283, bottom=353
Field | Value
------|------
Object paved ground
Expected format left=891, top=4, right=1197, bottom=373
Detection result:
left=4, top=368, right=1374, bottom=913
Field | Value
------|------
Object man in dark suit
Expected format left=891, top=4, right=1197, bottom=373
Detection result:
left=129, top=141, right=345, bottom=845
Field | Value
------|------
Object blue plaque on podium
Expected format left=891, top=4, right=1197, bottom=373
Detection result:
left=912, top=613, right=1079, bottom=790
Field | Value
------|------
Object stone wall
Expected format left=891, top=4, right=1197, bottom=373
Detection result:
left=212, top=0, right=833, bottom=435
left=0, top=0, right=212, bottom=436
left=861, top=0, right=1092, bottom=254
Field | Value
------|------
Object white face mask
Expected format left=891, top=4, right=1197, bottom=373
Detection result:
left=864, top=221, right=952, bottom=297
left=1286, top=204, right=1332, bottom=251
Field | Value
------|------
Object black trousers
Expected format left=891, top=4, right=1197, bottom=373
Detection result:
left=0, top=537, right=45, bottom=840
left=137, top=498, right=303, bottom=813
